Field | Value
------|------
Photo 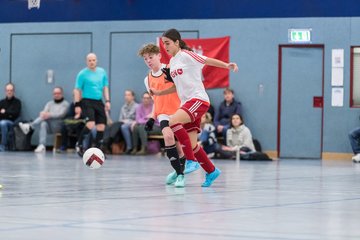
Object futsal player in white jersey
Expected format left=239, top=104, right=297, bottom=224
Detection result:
left=138, top=43, right=200, bottom=188
left=151, top=28, right=238, bottom=187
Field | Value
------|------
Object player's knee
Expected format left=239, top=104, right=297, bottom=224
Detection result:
left=86, top=121, right=95, bottom=130
left=96, top=124, right=105, bottom=132
left=162, top=128, right=174, bottom=143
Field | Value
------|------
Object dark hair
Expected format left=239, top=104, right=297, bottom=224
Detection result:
left=223, top=87, right=234, bottom=94
left=162, top=28, right=192, bottom=51
left=230, top=114, right=244, bottom=128
left=125, top=89, right=135, bottom=97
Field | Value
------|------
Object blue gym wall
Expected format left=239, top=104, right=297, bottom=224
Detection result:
left=0, top=1, right=359, bottom=154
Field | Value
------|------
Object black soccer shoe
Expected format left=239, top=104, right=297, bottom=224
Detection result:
left=75, top=142, right=84, bottom=158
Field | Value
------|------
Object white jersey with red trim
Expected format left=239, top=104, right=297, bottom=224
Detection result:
left=169, top=50, right=210, bottom=105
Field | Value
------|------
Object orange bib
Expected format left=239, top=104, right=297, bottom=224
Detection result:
left=148, top=72, right=180, bottom=118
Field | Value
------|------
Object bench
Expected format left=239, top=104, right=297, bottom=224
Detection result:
left=147, top=135, right=164, bottom=140
left=54, top=132, right=165, bottom=152
left=54, top=133, right=225, bottom=156
left=53, top=132, right=77, bottom=152
left=111, top=134, right=164, bottom=155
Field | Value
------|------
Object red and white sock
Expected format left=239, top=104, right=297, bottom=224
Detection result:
left=170, top=123, right=195, bottom=161
left=193, top=144, right=215, bottom=173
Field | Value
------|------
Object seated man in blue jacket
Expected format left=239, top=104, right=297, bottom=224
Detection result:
left=214, top=88, right=242, bottom=143
left=349, top=116, right=360, bottom=163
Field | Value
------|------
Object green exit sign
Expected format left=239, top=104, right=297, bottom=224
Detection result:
left=288, top=29, right=312, bottom=43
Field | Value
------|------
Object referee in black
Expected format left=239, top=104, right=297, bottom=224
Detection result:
left=74, top=53, right=111, bottom=156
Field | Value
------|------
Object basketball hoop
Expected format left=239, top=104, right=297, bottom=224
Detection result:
left=28, top=0, right=40, bottom=9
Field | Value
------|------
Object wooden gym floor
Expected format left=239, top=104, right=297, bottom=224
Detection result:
left=0, top=152, right=359, bottom=240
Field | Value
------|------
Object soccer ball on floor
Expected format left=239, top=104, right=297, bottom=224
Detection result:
left=82, top=147, right=105, bottom=169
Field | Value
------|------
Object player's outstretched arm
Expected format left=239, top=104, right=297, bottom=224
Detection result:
left=205, top=58, right=238, bottom=72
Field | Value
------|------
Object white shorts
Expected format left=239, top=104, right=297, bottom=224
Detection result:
left=157, top=114, right=171, bottom=123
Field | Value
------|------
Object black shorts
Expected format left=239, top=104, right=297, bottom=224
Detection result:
left=81, top=98, right=106, bottom=124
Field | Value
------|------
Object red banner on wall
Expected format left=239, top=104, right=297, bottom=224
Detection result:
left=158, top=36, right=230, bottom=89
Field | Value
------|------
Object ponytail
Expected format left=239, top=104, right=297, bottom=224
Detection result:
left=179, top=39, right=193, bottom=51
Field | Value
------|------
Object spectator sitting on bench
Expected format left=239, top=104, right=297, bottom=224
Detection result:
left=216, top=113, right=255, bottom=159
left=118, top=90, right=138, bottom=154
left=349, top=116, right=360, bottom=163
left=55, top=102, right=86, bottom=153
left=131, top=92, right=161, bottom=155
left=0, top=83, right=21, bottom=152
left=19, top=87, right=69, bottom=153
left=214, top=87, right=242, bottom=143
left=198, top=112, right=217, bottom=158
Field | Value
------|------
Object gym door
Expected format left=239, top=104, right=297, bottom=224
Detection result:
left=278, top=45, right=324, bottom=159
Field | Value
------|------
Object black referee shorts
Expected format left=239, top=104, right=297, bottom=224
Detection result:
left=81, top=98, right=107, bottom=125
